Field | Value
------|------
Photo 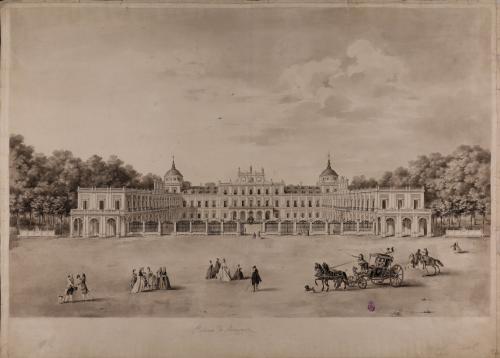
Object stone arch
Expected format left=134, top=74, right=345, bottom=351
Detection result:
left=386, top=218, right=395, bottom=237
left=73, top=218, right=83, bottom=237
left=129, top=221, right=142, bottom=233
left=162, top=221, right=174, bottom=235
left=256, top=211, right=263, bottom=221
left=312, top=220, right=325, bottom=232
left=265, top=211, right=271, bottom=220
left=89, top=218, right=100, bottom=237
left=418, top=218, right=427, bottom=236
left=402, top=217, right=412, bottom=237
left=240, top=211, right=246, bottom=221
left=106, top=218, right=117, bottom=237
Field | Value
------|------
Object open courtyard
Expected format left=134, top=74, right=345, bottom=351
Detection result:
left=10, top=234, right=490, bottom=318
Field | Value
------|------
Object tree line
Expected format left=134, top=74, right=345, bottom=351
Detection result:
left=348, top=144, right=490, bottom=228
left=9, top=134, right=161, bottom=229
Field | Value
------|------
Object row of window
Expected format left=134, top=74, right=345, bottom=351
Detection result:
left=180, top=211, right=322, bottom=220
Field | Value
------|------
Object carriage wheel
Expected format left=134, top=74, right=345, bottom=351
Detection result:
left=347, top=276, right=356, bottom=287
left=390, top=265, right=404, bottom=287
left=358, top=277, right=368, bottom=289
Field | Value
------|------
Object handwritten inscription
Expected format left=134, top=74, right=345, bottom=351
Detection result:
left=193, top=324, right=255, bottom=335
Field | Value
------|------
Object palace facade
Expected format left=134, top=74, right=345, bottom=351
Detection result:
left=70, top=157, right=432, bottom=238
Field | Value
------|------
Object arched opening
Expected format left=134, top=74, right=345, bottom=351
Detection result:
left=386, top=218, right=395, bottom=237
left=73, top=218, right=83, bottom=237
left=265, top=221, right=278, bottom=233
left=419, top=218, right=427, bottom=236
left=208, top=221, right=221, bottom=235
left=265, top=211, right=270, bottom=220
left=256, top=211, right=262, bottom=222
left=343, top=220, right=357, bottom=232
left=223, top=221, right=237, bottom=233
left=89, top=218, right=100, bottom=237
left=402, top=218, right=412, bottom=237
left=359, top=220, right=371, bottom=232
left=192, top=220, right=206, bottom=233
left=330, top=221, right=341, bottom=234
left=377, top=217, right=381, bottom=235
left=281, top=220, right=293, bottom=235
left=162, top=221, right=174, bottom=235
left=297, top=220, right=310, bottom=235
left=240, top=211, right=246, bottom=222
left=129, top=221, right=142, bottom=234
left=176, top=220, right=190, bottom=233
left=106, top=218, right=117, bottom=237
left=232, top=211, right=237, bottom=220
left=312, top=220, right=325, bottom=233
left=145, top=221, right=158, bottom=233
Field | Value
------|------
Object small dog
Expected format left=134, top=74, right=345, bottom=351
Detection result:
left=304, top=285, right=316, bottom=293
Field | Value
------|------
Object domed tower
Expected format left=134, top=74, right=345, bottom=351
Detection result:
left=318, top=154, right=339, bottom=193
left=164, top=157, right=183, bottom=193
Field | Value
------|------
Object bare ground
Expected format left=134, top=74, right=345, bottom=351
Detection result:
left=10, top=234, right=490, bottom=317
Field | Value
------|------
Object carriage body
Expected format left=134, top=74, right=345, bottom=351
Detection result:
left=363, top=253, right=404, bottom=287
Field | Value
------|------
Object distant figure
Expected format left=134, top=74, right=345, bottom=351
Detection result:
left=253, top=233, right=256, bottom=239
left=130, top=269, right=137, bottom=289
left=206, top=260, right=214, bottom=279
left=78, top=273, right=89, bottom=301
left=257, top=231, right=261, bottom=238
left=251, top=266, right=262, bottom=292
left=451, top=242, right=462, bottom=253
left=64, top=274, right=76, bottom=303
left=232, top=264, right=244, bottom=280
left=214, top=258, right=221, bottom=275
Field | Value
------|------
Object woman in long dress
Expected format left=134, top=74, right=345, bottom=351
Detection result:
left=79, top=273, right=89, bottom=301
left=131, top=268, right=146, bottom=293
left=217, top=258, right=232, bottom=282
left=163, top=267, right=172, bottom=289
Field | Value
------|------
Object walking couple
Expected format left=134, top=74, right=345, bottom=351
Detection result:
left=60, top=273, right=89, bottom=303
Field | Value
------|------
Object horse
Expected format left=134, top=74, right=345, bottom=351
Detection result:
left=410, top=252, right=444, bottom=275
left=408, top=253, right=419, bottom=269
left=314, top=263, right=348, bottom=291
left=419, top=254, right=444, bottom=275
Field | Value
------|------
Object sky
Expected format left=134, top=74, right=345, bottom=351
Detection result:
left=8, top=5, right=493, bottom=185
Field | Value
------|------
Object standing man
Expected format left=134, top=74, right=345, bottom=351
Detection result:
left=251, top=266, right=262, bottom=292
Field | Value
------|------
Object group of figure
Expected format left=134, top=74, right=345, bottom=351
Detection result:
left=205, top=258, right=245, bottom=281
left=60, top=273, right=89, bottom=303
left=130, top=267, right=172, bottom=293
left=206, top=259, right=262, bottom=292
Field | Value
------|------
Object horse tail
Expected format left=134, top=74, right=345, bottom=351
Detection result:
left=436, top=260, right=444, bottom=267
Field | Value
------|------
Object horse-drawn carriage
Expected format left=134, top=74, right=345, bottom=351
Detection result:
left=354, top=253, right=404, bottom=287
left=314, top=253, right=404, bottom=291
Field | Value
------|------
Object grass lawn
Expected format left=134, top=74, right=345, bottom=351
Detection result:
left=10, top=234, right=490, bottom=317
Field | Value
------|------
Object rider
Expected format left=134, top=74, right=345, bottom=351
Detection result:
left=357, top=254, right=369, bottom=272
left=423, top=248, right=429, bottom=257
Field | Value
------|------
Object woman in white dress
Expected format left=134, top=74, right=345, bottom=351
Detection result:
left=131, top=268, right=146, bottom=293
left=217, top=258, right=232, bottom=282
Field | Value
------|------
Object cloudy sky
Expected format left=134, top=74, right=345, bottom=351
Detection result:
left=9, top=6, right=493, bottom=185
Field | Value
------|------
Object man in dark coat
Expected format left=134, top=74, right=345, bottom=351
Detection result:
left=251, top=266, right=262, bottom=292
left=205, top=260, right=214, bottom=280
left=214, top=258, right=221, bottom=277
